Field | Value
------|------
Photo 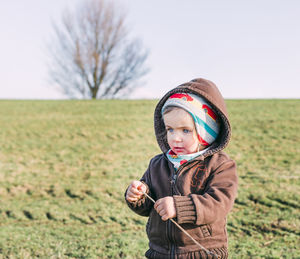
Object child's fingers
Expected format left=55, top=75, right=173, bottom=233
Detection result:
left=154, top=202, right=165, bottom=216
left=155, top=207, right=169, bottom=221
left=154, top=198, right=165, bottom=210
left=137, top=183, right=147, bottom=193
left=131, top=180, right=142, bottom=190
left=161, top=214, right=169, bottom=221
left=126, top=187, right=143, bottom=202
left=130, top=186, right=143, bottom=196
left=126, top=195, right=139, bottom=202
left=154, top=201, right=161, bottom=211
left=154, top=197, right=176, bottom=220
left=126, top=189, right=141, bottom=199
left=158, top=209, right=166, bottom=219
left=131, top=181, right=147, bottom=193
left=125, top=180, right=146, bottom=203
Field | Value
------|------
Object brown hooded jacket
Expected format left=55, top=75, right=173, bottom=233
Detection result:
left=126, top=78, right=238, bottom=259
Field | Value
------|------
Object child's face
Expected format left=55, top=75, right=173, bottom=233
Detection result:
left=163, top=108, right=202, bottom=155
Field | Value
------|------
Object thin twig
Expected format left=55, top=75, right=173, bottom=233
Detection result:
left=143, top=192, right=220, bottom=258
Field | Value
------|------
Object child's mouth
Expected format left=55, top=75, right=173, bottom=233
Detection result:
left=174, top=147, right=184, bottom=152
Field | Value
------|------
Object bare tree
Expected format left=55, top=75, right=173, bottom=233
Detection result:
left=48, top=0, right=149, bottom=99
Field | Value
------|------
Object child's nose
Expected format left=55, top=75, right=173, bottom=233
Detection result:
left=173, top=132, right=182, bottom=142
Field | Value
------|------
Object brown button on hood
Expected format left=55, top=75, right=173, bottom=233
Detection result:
left=154, top=78, right=231, bottom=157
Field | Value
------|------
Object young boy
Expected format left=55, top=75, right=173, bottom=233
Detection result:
left=125, top=78, right=238, bottom=258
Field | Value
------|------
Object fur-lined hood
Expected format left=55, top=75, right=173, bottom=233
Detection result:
left=154, top=78, right=231, bottom=158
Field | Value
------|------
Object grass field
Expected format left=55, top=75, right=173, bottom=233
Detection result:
left=0, top=99, right=299, bottom=259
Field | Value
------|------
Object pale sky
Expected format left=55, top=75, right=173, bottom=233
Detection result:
left=0, top=0, right=299, bottom=99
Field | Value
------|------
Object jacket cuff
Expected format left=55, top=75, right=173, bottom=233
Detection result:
left=173, top=195, right=196, bottom=224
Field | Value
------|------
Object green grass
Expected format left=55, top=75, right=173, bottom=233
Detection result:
left=0, top=99, right=299, bottom=258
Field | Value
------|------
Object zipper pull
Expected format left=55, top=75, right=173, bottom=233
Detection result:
left=172, top=174, right=177, bottom=183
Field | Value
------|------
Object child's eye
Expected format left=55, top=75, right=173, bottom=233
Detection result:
left=183, top=129, right=191, bottom=133
left=167, top=128, right=174, bottom=133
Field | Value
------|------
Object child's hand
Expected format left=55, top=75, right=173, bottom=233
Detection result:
left=126, top=180, right=146, bottom=202
left=154, top=196, right=176, bottom=221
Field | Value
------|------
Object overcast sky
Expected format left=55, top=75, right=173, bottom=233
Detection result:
left=0, top=0, right=299, bottom=99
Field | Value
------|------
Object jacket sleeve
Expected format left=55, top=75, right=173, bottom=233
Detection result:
left=173, top=157, right=238, bottom=225
left=125, top=161, right=154, bottom=217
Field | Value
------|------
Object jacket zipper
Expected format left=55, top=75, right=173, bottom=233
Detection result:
left=166, top=158, right=204, bottom=258
left=168, top=162, right=196, bottom=258
left=167, top=220, right=175, bottom=259
left=168, top=169, right=178, bottom=259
